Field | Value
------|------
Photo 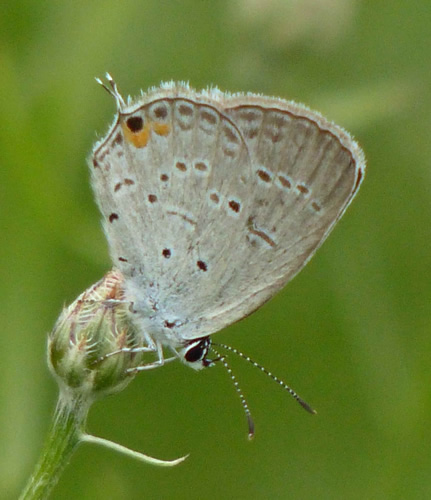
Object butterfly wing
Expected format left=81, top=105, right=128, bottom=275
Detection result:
left=90, top=85, right=364, bottom=344
left=184, top=95, right=364, bottom=338
left=220, top=95, right=365, bottom=307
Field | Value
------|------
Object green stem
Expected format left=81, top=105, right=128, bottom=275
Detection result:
left=19, top=393, right=90, bottom=500
left=19, top=390, right=187, bottom=499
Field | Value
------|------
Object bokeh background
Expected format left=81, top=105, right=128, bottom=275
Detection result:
left=2, top=1, right=431, bottom=498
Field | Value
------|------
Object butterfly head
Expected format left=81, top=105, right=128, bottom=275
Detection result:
left=179, top=336, right=214, bottom=370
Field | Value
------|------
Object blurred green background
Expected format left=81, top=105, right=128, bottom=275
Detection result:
left=2, top=1, right=431, bottom=498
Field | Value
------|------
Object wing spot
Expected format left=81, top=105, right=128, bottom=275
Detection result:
left=297, top=184, right=310, bottom=195
left=311, top=201, right=321, bottom=212
left=118, top=256, right=128, bottom=262
left=126, top=116, right=144, bottom=132
left=148, top=194, right=158, bottom=203
left=112, top=132, right=123, bottom=145
left=176, top=161, right=187, bottom=172
left=122, top=120, right=150, bottom=148
left=153, top=122, right=171, bottom=136
left=109, top=213, right=119, bottom=223
left=223, top=126, right=239, bottom=143
left=167, top=210, right=197, bottom=226
left=210, top=192, right=220, bottom=204
left=160, top=173, right=169, bottom=182
left=162, top=248, right=172, bottom=259
left=178, top=104, right=193, bottom=116
left=194, top=161, right=208, bottom=172
left=278, top=175, right=291, bottom=188
left=153, top=105, right=168, bottom=119
left=201, top=110, right=217, bottom=124
left=228, top=200, right=241, bottom=213
left=197, top=260, right=208, bottom=272
left=115, top=178, right=135, bottom=192
left=257, top=169, right=271, bottom=182
left=247, top=216, right=276, bottom=247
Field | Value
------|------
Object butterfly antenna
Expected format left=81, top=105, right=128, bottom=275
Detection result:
left=213, top=343, right=316, bottom=415
left=95, top=73, right=126, bottom=111
left=211, top=347, right=255, bottom=440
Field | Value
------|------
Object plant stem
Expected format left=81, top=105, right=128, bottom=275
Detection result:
left=19, top=393, right=90, bottom=500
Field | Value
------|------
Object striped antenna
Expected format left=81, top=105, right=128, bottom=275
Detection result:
left=211, top=346, right=255, bottom=440
left=213, top=343, right=316, bottom=415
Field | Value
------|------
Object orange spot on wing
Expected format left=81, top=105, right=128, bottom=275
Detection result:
left=122, top=121, right=170, bottom=148
left=152, top=122, right=171, bottom=136
left=122, top=122, right=151, bottom=148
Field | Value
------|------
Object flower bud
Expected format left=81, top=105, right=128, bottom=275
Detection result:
left=48, top=270, right=143, bottom=400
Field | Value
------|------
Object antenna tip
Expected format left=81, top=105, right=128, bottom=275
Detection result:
left=298, top=398, right=317, bottom=415
left=247, top=414, right=255, bottom=440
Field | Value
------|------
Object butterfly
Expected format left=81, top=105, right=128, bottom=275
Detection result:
left=90, top=75, right=365, bottom=433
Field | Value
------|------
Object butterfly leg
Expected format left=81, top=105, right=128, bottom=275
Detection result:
left=95, top=344, right=155, bottom=364
left=126, top=340, right=177, bottom=373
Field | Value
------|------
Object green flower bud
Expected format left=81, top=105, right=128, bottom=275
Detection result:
left=48, top=270, right=143, bottom=400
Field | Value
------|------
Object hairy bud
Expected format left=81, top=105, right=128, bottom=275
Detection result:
left=48, top=270, right=143, bottom=400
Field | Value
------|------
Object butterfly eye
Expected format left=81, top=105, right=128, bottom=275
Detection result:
left=183, top=337, right=211, bottom=367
